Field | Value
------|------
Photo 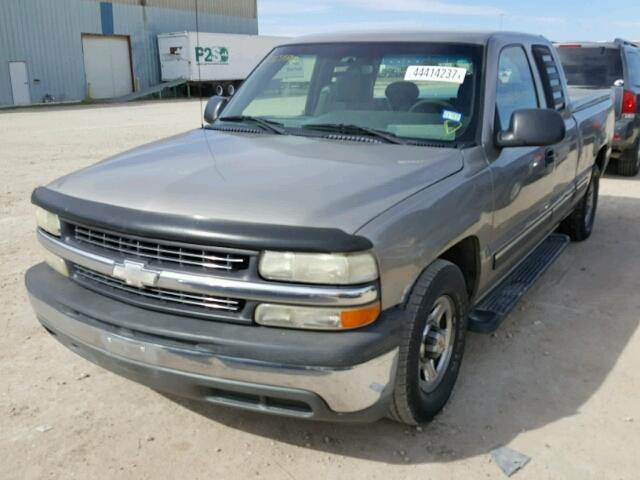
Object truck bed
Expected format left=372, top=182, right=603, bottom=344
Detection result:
left=568, top=87, right=613, bottom=113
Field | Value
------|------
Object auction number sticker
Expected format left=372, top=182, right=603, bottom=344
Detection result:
left=405, top=66, right=467, bottom=84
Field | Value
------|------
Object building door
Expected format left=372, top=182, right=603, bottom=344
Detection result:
left=9, top=62, right=31, bottom=105
left=82, top=35, right=133, bottom=99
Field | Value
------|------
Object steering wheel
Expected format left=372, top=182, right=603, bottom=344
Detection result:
left=409, top=100, right=456, bottom=114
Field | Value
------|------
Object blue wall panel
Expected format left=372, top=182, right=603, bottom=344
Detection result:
left=0, top=0, right=101, bottom=105
left=100, top=2, right=115, bottom=35
left=0, top=0, right=258, bottom=106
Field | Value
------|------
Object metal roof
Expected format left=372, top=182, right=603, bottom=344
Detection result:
left=83, top=0, right=257, bottom=18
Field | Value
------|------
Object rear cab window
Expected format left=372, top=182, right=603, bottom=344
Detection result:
left=374, top=54, right=475, bottom=102
left=556, top=46, right=623, bottom=88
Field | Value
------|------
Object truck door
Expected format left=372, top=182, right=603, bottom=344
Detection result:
left=488, top=45, right=557, bottom=275
left=532, top=45, right=580, bottom=221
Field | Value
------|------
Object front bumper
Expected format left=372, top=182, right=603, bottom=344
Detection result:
left=26, top=264, right=401, bottom=422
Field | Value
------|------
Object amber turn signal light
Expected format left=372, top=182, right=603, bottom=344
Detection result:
left=340, top=302, right=381, bottom=329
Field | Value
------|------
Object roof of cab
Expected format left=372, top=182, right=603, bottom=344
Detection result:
left=281, top=30, right=547, bottom=46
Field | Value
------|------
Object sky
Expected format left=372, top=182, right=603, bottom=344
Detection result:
left=257, top=0, right=640, bottom=42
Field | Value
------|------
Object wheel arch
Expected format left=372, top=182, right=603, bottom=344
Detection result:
left=401, top=235, right=481, bottom=309
left=437, top=236, right=481, bottom=301
left=594, top=144, right=610, bottom=173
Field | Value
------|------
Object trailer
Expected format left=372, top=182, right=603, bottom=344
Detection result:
left=158, top=32, right=289, bottom=96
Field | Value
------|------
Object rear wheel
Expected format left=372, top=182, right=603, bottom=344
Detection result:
left=388, top=260, right=468, bottom=425
left=559, top=166, right=600, bottom=241
left=215, top=84, right=224, bottom=97
left=227, top=83, right=236, bottom=96
left=615, top=139, right=640, bottom=176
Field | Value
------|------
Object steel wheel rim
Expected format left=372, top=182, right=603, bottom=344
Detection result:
left=419, top=295, right=456, bottom=393
left=584, top=180, right=596, bottom=230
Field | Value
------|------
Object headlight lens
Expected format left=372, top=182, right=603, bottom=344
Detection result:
left=259, top=251, right=378, bottom=285
left=40, top=246, right=69, bottom=277
left=255, top=302, right=380, bottom=330
left=35, top=206, right=61, bottom=236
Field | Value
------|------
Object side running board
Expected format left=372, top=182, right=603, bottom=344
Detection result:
left=468, top=233, right=570, bottom=333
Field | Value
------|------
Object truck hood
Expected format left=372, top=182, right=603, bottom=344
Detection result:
left=47, top=129, right=463, bottom=233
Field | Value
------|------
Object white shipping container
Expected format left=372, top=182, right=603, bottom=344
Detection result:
left=158, top=32, right=289, bottom=83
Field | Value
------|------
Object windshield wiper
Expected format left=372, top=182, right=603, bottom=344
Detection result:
left=218, top=116, right=287, bottom=135
left=302, top=123, right=407, bottom=145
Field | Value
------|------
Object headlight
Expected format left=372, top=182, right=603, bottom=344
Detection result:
left=40, top=246, right=69, bottom=277
left=259, top=251, right=378, bottom=285
left=255, top=302, right=380, bottom=330
left=35, top=206, right=61, bottom=236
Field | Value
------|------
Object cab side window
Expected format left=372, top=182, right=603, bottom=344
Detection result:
left=496, top=46, right=539, bottom=130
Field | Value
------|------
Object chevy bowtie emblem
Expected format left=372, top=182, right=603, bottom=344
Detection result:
left=112, top=260, right=159, bottom=289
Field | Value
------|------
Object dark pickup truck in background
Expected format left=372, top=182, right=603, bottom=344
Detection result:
left=27, top=31, right=615, bottom=425
left=556, top=39, right=640, bottom=176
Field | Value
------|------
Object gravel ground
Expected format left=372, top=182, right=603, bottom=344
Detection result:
left=1, top=100, right=639, bottom=479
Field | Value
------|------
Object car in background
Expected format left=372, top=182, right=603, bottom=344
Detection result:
left=556, top=39, right=640, bottom=176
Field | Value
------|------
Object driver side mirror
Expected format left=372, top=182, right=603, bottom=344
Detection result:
left=495, top=109, right=566, bottom=148
left=204, top=96, right=228, bottom=124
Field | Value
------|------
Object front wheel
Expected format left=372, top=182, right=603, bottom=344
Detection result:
left=559, top=165, right=600, bottom=242
left=388, top=260, right=468, bottom=425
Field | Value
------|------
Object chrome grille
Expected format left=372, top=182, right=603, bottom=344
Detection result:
left=71, top=224, right=249, bottom=272
left=74, top=265, right=243, bottom=313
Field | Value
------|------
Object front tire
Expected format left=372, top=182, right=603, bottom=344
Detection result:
left=559, top=165, right=600, bottom=242
left=388, top=260, right=468, bottom=425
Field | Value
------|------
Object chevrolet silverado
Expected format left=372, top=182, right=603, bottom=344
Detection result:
left=26, top=31, right=614, bottom=424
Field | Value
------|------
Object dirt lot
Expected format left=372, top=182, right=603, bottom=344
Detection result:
left=1, top=100, right=639, bottom=479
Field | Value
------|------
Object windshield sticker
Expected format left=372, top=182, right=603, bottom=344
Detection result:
left=404, top=66, right=467, bottom=84
left=444, top=121, right=463, bottom=135
left=442, top=110, right=463, bottom=123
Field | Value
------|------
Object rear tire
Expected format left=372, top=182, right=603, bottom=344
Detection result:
left=615, top=139, right=640, bottom=176
left=388, top=259, right=468, bottom=425
left=559, top=166, right=600, bottom=242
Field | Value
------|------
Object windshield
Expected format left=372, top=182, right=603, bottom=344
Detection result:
left=219, top=42, right=484, bottom=145
left=556, top=46, right=623, bottom=88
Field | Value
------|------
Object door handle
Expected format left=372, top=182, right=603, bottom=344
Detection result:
left=545, top=149, right=556, bottom=167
